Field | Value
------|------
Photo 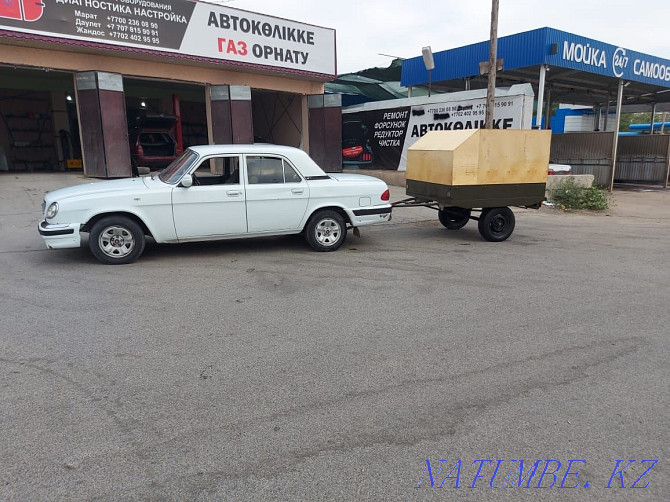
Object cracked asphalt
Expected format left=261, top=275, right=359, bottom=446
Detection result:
left=1, top=173, right=669, bottom=501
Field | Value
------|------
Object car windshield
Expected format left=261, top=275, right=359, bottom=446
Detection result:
left=158, top=149, right=199, bottom=184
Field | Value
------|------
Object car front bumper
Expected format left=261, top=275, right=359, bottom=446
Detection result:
left=38, top=220, right=81, bottom=249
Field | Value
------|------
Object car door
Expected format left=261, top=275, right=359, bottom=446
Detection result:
left=244, top=155, right=309, bottom=233
left=171, top=155, right=247, bottom=239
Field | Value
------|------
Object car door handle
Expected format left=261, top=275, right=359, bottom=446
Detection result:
left=291, top=189, right=304, bottom=195
left=227, top=190, right=242, bottom=197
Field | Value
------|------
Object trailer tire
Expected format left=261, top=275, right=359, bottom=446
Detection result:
left=438, top=207, right=471, bottom=229
left=478, top=207, right=515, bottom=242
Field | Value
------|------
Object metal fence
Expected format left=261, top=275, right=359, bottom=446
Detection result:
left=550, top=132, right=670, bottom=186
left=616, top=135, right=670, bottom=184
left=550, top=132, right=614, bottom=186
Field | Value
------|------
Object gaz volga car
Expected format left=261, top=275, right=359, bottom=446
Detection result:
left=39, top=145, right=392, bottom=264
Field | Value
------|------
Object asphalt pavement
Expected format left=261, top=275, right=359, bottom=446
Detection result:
left=1, top=172, right=669, bottom=501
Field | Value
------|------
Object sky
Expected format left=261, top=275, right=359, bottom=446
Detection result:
left=206, top=0, right=670, bottom=74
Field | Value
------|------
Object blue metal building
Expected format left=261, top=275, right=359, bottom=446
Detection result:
left=401, top=27, right=670, bottom=129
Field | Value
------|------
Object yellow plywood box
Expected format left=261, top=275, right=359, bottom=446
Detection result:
left=407, top=129, right=551, bottom=186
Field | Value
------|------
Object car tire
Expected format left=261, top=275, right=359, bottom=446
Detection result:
left=305, top=210, right=347, bottom=252
left=438, top=207, right=471, bottom=229
left=478, top=207, right=515, bottom=242
left=89, top=216, right=146, bottom=264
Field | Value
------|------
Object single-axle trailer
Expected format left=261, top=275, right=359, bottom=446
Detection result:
left=391, top=129, right=552, bottom=242
left=391, top=197, right=542, bottom=242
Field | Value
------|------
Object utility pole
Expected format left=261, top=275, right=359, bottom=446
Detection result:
left=485, top=0, right=499, bottom=129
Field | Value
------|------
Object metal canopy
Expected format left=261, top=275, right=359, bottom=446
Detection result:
left=424, top=65, right=670, bottom=107
left=401, top=27, right=670, bottom=108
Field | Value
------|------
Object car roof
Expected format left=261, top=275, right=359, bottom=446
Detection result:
left=187, top=144, right=327, bottom=177
left=189, top=143, right=298, bottom=155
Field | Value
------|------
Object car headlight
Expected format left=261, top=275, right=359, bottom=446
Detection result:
left=46, top=202, right=59, bottom=219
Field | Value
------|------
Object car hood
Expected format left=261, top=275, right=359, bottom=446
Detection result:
left=45, top=177, right=148, bottom=203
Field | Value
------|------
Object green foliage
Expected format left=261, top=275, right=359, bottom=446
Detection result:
left=550, top=177, right=610, bottom=211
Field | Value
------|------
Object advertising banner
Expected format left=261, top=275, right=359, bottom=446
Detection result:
left=342, top=85, right=534, bottom=171
left=0, top=0, right=336, bottom=77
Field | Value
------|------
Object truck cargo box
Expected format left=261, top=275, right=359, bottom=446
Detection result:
left=406, top=129, right=551, bottom=208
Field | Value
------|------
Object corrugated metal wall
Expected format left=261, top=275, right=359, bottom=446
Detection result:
left=550, top=132, right=614, bottom=186
left=616, top=135, right=670, bottom=183
left=550, top=133, right=670, bottom=185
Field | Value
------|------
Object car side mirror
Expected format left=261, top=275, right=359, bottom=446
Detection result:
left=180, top=174, right=193, bottom=188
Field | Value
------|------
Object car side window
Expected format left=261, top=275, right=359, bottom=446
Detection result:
left=284, top=162, right=302, bottom=183
left=247, top=156, right=303, bottom=184
left=247, top=156, right=283, bottom=184
left=192, top=156, right=241, bottom=185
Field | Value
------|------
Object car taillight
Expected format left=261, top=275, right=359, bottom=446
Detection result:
left=362, top=152, right=372, bottom=162
left=342, top=146, right=363, bottom=158
left=548, top=169, right=555, bottom=175
left=381, top=189, right=390, bottom=201
left=135, top=145, right=144, bottom=156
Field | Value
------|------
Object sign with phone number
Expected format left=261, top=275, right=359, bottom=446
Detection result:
left=0, top=0, right=336, bottom=77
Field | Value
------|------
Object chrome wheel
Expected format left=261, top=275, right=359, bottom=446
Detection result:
left=90, top=216, right=145, bottom=264
left=98, top=225, right=136, bottom=258
left=314, top=218, right=342, bottom=247
left=305, top=210, right=347, bottom=252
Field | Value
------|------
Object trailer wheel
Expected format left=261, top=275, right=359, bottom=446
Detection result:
left=438, top=207, right=471, bottom=229
left=478, top=207, right=515, bottom=242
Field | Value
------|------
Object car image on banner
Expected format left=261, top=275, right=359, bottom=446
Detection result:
left=342, top=120, right=373, bottom=166
left=0, top=0, right=44, bottom=22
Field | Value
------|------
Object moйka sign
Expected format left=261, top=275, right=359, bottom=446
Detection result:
left=558, top=38, right=670, bottom=86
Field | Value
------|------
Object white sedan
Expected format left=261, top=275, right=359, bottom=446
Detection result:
left=39, top=145, right=392, bottom=264
left=548, top=163, right=572, bottom=175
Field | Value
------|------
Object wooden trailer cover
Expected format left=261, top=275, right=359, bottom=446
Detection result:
left=406, top=129, right=551, bottom=207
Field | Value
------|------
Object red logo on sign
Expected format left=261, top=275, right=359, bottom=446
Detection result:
left=0, top=0, right=45, bottom=22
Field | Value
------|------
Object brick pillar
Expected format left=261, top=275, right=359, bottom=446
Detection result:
left=209, top=85, right=253, bottom=144
left=308, top=94, right=342, bottom=172
left=75, top=72, right=131, bottom=178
